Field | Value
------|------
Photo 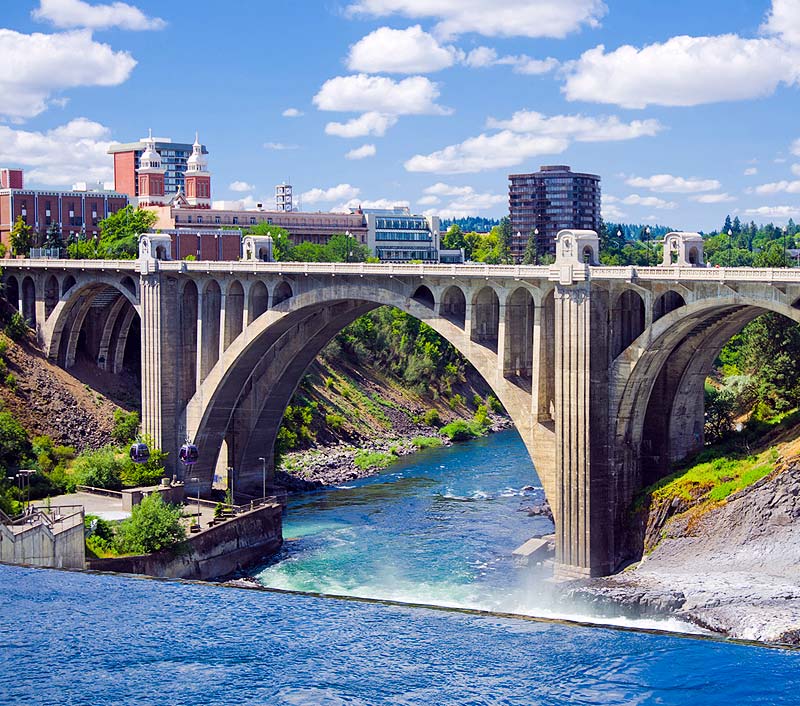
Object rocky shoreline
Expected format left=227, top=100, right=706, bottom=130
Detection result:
left=275, top=413, right=514, bottom=488
left=562, top=463, right=800, bottom=645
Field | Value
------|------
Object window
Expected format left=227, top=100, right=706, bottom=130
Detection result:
left=197, top=216, right=203, bottom=224
left=233, top=217, right=239, bottom=225
left=215, top=216, right=221, bottom=224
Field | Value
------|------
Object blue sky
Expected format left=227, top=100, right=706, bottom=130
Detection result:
left=2, top=0, right=800, bottom=230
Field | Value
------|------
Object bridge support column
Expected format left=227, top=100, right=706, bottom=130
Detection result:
left=553, top=282, right=615, bottom=578
left=140, top=271, right=182, bottom=477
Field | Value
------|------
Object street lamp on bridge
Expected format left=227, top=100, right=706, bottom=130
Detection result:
left=258, top=457, right=267, bottom=499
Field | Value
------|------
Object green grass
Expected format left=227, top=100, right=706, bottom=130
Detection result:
left=440, top=419, right=487, bottom=442
left=354, top=450, right=395, bottom=471
left=411, top=436, right=443, bottom=449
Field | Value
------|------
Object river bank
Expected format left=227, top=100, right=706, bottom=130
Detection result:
left=564, top=462, right=800, bottom=644
left=276, top=412, right=514, bottom=487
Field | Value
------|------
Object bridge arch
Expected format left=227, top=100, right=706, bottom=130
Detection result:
left=199, top=279, right=222, bottom=379
left=247, top=281, right=269, bottom=324
left=504, top=286, right=535, bottom=384
left=440, top=285, right=466, bottom=327
left=614, top=294, right=800, bottom=500
left=21, top=277, right=36, bottom=327
left=411, top=284, right=435, bottom=310
left=471, top=285, right=500, bottom=350
left=653, top=290, right=685, bottom=322
left=272, top=280, right=293, bottom=306
left=4, top=275, right=19, bottom=312
left=185, top=281, right=549, bottom=500
left=612, top=288, right=645, bottom=359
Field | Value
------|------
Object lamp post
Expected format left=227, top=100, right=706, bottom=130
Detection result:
left=258, top=456, right=267, bottom=499
left=345, top=230, right=351, bottom=263
left=727, top=228, right=733, bottom=264
left=783, top=225, right=788, bottom=268
left=190, top=476, right=200, bottom=529
left=17, top=470, right=35, bottom=511
left=533, top=228, right=539, bottom=265
left=617, top=229, right=622, bottom=250
left=644, top=226, right=652, bottom=265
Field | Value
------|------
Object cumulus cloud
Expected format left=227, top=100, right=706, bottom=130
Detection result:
left=282, top=108, right=303, bottom=118
left=744, top=167, right=759, bottom=176
left=563, top=34, right=800, bottom=109
left=325, top=112, right=398, bottom=138
left=301, top=183, right=361, bottom=205
left=625, top=173, right=721, bottom=193
left=314, top=74, right=450, bottom=115
left=464, top=47, right=559, bottom=75
left=32, top=0, right=165, bottom=30
left=0, top=117, right=114, bottom=187
left=620, top=194, right=677, bottom=209
left=263, top=142, right=298, bottom=150
left=346, top=144, right=377, bottom=160
left=420, top=183, right=505, bottom=217
left=229, top=181, right=254, bottom=192
left=347, top=25, right=461, bottom=73
left=791, top=139, right=800, bottom=156
left=792, top=164, right=800, bottom=176
left=405, top=111, right=662, bottom=174
left=743, top=205, right=800, bottom=218
left=689, top=193, right=735, bottom=203
left=754, top=180, right=800, bottom=195
left=0, top=29, right=136, bottom=120
left=761, top=0, right=800, bottom=45
left=602, top=203, right=627, bottom=221
left=345, top=0, right=607, bottom=39
left=333, top=197, right=411, bottom=213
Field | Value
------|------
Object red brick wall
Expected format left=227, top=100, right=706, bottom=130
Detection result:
left=114, top=152, right=137, bottom=198
left=221, top=234, right=241, bottom=260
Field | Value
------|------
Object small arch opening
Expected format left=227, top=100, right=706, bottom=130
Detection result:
left=412, top=285, right=434, bottom=310
left=613, top=289, right=645, bottom=358
left=120, top=276, right=136, bottom=296
left=4, top=276, right=19, bottom=311
left=273, top=281, right=293, bottom=306
left=62, top=275, right=76, bottom=296
left=653, top=290, right=686, bottom=322
left=688, top=247, right=699, bottom=265
left=21, top=276, right=36, bottom=328
left=471, top=286, right=500, bottom=350
left=44, top=275, right=59, bottom=319
left=440, top=285, right=465, bottom=325
left=248, top=281, right=269, bottom=323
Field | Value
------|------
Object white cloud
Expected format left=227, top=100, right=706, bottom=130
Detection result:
left=602, top=203, right=627, bottom=221
left=743, top=205, right=800, bottom=219
left=333, top=197, right=410, bottom=213
left=313, top=74, right=450, bottom=115
left=417, top=195, right=440, bottom=206
left=791, top=139, right=800, bottom=156
left=761, top=0, right=800, bottom=45
left=418, top=182, right=505, bottom=217
left=32, top=0, right=165, bottom=30
left=464, top=46, right=558, bottom=75
left=301, top=183, right=361, bottom=205
left=744, top=167, right=758, bottom=176
left=345, top=144, right=377, bottom=160
left=282, top=108, right=304, bottom=118
left=263, top=142, right=298, bottom=150
left=563, top=34, right=800, bottom=109
left=0, top=117, right=114, bottom=187
left=755, top=180, right=800, bottom=195
left=424, top=182, right=474, bottom=197
left=325, top=112, right=398, bottom=138
left=405, top=111, right=662, bottom=174
left=347, top=25, right=461, bottom=73
left=346, top=0, right=607, bottom=39
left=792, top=164, right=800, bottom=176
left=229, top=181, right=254, bottom=192
left=690, top=193, right=735, bottom=203
left=0, top=29, right=136, bottom=120
left=625, top=173, right=720, bottom=193
left=621, top=194, right=677, bottom=209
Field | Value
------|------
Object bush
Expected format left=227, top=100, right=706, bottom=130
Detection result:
left=71, top=446, right=124, bottom=490
left=0, top=338, right=9, bottom=356
left=114, top=493, right=186, bottom=555
left=487, top=395, right=502, bottom=413
left=474, top=404, right=490, bottom=428
left=423, top=409, right=441, bottom=428
left=112, top=409, right=140, bottom=445
left=85, top=514, right=116, bottom=557
left=472, top=394, right=483, bottom=408
left=120, top=445, right=168, bottom=488
left=0, top=411, right=30, bottom=469
left=5, top=312, right=28, bottom=342
left=326, top=413, right=346, bottom=432
left=354, top=450, right=394, bottom=471
left=440, top=419, right=486, bottom=442
left=4, top=373, right=16, bottom=390
left=448, top=394, right=465, bottom=411
left=412, top=436, right=442, bottom=449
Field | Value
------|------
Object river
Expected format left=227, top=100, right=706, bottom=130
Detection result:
left=3, top=430, right=800, bottom=704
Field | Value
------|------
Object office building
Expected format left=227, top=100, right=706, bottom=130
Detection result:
left=0, top=170, right=128, bottom=250
left=108, top=133, right=208, bottom=199
left=508, top=165, right=601, bottom=260
left=363, top=206, right=442, bottom=262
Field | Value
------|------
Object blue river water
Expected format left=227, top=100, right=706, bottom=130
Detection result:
left=2, top=430, right=800, bottom=704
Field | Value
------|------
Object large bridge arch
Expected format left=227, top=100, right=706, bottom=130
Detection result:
left=184, top=280, right=551, bottom=501
left=612, top=293, right=800, bottom=524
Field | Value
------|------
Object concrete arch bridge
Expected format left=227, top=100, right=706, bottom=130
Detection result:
left=4, top=230, right=800, bottom=578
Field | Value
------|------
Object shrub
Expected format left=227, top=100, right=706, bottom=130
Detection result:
left=0, top=338, right=9, bottom=356
left=112, top=409, right=140, bottom=445
left=326, top=413, right=346, bottom=432
left=354, top=450, right=394, bottom=471
left=71, top=446, right=124, bottom=490
left=114, top=493, right=186, bottom=555
left=423, top=409, right=441, bottom=428
left=487, top=395, right=503, bottom=413
left=412, top=436, right=442, bottom=449
left=0, top=411, right=30, bottom=469
left=4, top=373, right=16, bottom=390
left=85, top=514, right=116, bottom=557
left=5, top=312, right=28, bottom=342
left=120, top=445, right=168, bottom=488
left=184, top=254, right=197, bottom=261
left=474, top=404, right=490, bottom=428
left=440, top=419, right=486, bottom=442
left=448, top=394, right=465, bottom=411
left=472, top=394, right=483, bottom=408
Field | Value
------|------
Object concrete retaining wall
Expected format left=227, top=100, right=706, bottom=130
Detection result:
left=87, top=503, right=282, bottom=580
left=0, top=512, right=86, bottom=569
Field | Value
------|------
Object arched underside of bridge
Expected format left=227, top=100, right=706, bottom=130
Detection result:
left=611, top=294, right=800, bottom=558
left=183, top=281, right=557, bottom=504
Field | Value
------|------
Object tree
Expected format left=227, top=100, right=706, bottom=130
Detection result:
left=325, top=233, right=370, bottom=262
left=246, top=222, right=294, bottom=261
left=9, top=217, right=33, bottom=257
left=97, top=206, right=157, bottom=259
left=521, top=232, right=540, bottom=265
left=114, top=493, right=186, bottom=554
left=442, top=224, right=467, bottom=255
left=44, top=222, right=63, bottom=251
left=0, top=412, right=30, bottom=470
left=498, top=216, right=513, bottom=264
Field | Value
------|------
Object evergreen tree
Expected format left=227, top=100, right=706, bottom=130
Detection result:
left=498, top=216, right=513, bottom=264
left=9, top=216, right=33, bottom=257
left=521, top=232, right=539, bottom=265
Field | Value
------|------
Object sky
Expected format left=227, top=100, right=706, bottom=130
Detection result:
left=1, top=0, right=800, bottom=231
